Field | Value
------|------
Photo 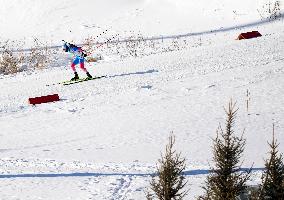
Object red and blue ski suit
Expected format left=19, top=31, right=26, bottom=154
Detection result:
left=64, top=43, right=87, bottom=73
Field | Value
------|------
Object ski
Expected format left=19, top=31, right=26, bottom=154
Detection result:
left=46, top=76, right=106, bottom=86
left=63, top=76, right=106, bottom=85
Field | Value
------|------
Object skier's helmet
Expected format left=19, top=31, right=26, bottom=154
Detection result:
left=63, top=43, right=69, bottom=52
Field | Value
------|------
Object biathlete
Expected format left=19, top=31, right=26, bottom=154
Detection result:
left=63, top=41, right=93, bottom=81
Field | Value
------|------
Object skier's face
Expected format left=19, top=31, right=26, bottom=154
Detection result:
left=63, top=44, right=69, bottom=52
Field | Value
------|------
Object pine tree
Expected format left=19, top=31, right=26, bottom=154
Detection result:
left=258, top=125, right=284, bottom=199
left=147, top=135, right=188, bottom=200
left=199, top=100, right=251, bottom=200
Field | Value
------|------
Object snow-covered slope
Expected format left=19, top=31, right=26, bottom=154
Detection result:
left=1, top=0, right=282, bottom=45
left=0, top=0, right=284, bottom=199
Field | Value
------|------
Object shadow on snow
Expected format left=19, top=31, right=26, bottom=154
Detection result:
left=0, top=168, right=264, bottom=179
left=108, top=69, right=158, bottom=78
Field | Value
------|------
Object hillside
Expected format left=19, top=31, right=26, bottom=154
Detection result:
left=0, top=0, right=284, bottom=199
left=0, top=0, right=281, bottom=45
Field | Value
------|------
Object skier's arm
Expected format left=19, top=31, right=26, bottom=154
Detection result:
left=77, top=47, right=87, bottom=57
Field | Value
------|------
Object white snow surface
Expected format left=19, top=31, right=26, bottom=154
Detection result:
left=0, top=0, right=284, bottom=199
left=1, top=0, right=282, bottom=45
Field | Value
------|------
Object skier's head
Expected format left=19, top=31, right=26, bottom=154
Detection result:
left=63, top=43, right=69, bottom=52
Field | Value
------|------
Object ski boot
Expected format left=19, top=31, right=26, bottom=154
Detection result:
left=86, top=71, right=93, bottom=80
left=71, top=72, right=79, bottom=81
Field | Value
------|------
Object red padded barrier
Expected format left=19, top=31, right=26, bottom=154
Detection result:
left=29, top=94, right=60, bottom=105
left=237, top=31, right=262, bottom=40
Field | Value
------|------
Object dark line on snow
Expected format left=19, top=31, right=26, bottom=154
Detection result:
left=10, top=15, right=284, bottom=53
left=0, top=168, right=264, bottom=179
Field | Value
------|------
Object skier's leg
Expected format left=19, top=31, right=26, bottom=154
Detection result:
left=70, top=58, right=79, bottom=81
left=86, top=71, right=92, bottom=79
left=71, top=71, right=79, bottom=81
left=79, top=58, right=87, bottom=72
left=79, top=58, right=92, bottom=79
left=71, top=57, right=79, bottom=72
left=71, top=63, right=76, bottom=72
